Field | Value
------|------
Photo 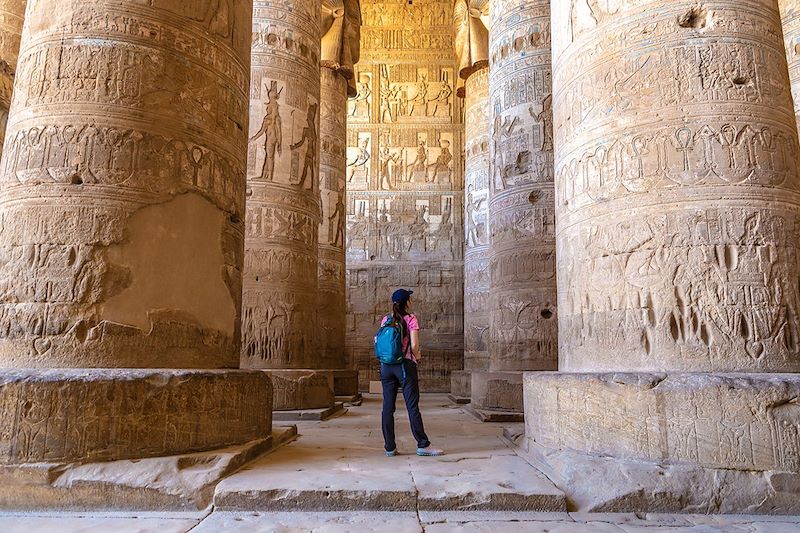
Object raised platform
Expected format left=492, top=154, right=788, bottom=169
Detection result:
left=0, top=369, right=273, bottom=464
left=522, top=371, right=800, bottom=513
left=468, top=371, right=524, bottom=422
left=266, top=370, right=335, bottom=411
left=449, top=370, right=471, bottom=399
left=0, top=427, right=297, bottom=512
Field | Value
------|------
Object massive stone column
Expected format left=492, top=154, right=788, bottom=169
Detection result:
left=452, top=0, right=490, bottom=401
left=317, top=0, right=361, bottom=399
left=0, top=0, right=24, bottom=159
left=470, top=0, right=557, bottom=417
left=0, top=0, right=272, bottom=464
left=782, top=0, right=800, bottom=135
left=243, top=0, right=333, bottom=411
left=525, top=0, right=800, bottom=512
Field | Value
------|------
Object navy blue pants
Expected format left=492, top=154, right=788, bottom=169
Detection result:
left=380, top=359, right=431, bottom=452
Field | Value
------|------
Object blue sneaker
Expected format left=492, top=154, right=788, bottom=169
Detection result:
left=385, top=449, right=398, bottom=457
left=416, top=446, right=444, bottom=457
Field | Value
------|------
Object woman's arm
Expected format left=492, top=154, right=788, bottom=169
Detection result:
left=410, top=329, right=421, bottom=361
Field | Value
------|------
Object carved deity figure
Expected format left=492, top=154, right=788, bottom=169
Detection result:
left=380, top=76, right=400, bottom=123
left=290, top=102, right=318, bottom=190
left=328, top=193, right=346, bottom=246
left=465, top=185, right=485, bottom=247
left=347, top=138, right=370, bottom=182
left=407, top=205, right=429, bottom=251
left=531, top=94, right=554, bottom=152
left=407, top=75, right=429, bottom=116
left=428, top=76, right=453, bottom=117
left=409, top=140, right=428, bottom=175
left=427, top=140, right=453, bottom=183
left=250, top=81, right=283, bottom=181
left=379, top=146, right=400, bottom=190
left=349, top=74, right=371, bottom=117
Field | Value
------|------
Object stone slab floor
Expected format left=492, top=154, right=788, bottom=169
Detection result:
left=2, top=394, right=800, bottom=532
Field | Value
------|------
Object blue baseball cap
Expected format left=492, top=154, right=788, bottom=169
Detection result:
left=392, top=288, right=414, bottom=303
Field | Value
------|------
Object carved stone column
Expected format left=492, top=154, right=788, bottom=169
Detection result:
left=243, top=0, right=332, bottom=411
left=0, top=0, right=24, bottom=159
left=452, top=0, right=490, bottom=402
left=525, top=0, right=800, bottom=511
left=781, top=0, right=800, bottom=135
left=471, top=0, right=558, bottom=418
left=316, top=0, right=361, bottom=399
left=0, top=0, right=272, bottom=464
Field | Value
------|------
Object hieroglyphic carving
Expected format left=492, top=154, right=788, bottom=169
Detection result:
left=243, top=0, right=322, bottom=369
left=0, top=0, right=251, bottom=369
left=346, top=0, right=464, bottom=391
left=553, top=0, right=800, bottom=372
left=0, top=0, right=25, bottom=159
left=461, top=69, right=490, bottom=371
left=525, top=372, right=800, bottom=473
left=0, top=369, right=272, bottom=464
left=487, top=0, right=557, bottom=371
left=781, top=0, right=800, bottom=136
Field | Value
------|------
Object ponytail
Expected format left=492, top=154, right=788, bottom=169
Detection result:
left=392, top=299, right=409, bottom=338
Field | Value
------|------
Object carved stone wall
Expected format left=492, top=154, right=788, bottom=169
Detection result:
left=463, top=67, right=490, bottom=373
left=554, top=0, right=800, bottom=373
left=0, top=0, right=24, bottom=159
left=243, top=0, right=322, bottom=370
left=0, top=0, right=252, bottom=369
left=782, top=0, right=800, bottom=135
left=347, top=0, right=464, bottom=391
left=319, top=67, right=349, bottom=369
left=488, top=0, right=557, bottom=371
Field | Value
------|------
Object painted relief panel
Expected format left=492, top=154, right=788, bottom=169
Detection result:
left=346, top=0, right=464, bottom=391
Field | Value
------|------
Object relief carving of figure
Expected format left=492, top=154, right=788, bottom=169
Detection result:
left=328, top=193, right=345, bottom=247
left=407, top=75, right=429, bottom=116
left=465, top=185, right=486, bottom=247
left=427, top=140, right=452, bottom=183
left=379, top=146, right=400, bottom=190
left=427, top=76, right=453, bottom=117
left=250, top=81, right=283, bottom=181
left=347, top=137, right=370, bottom=182
left=349, top=73, right=371, bottom=118
left=290, top=102, right=318, bottom=190
left=321, top=0, right=362, bottom=92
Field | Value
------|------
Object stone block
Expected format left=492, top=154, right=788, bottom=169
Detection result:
left=471, top=371, right=524, bottom=412
left=331, top=369, right=359, bottom=396
left=369, top=381, right=383, bottom=394
left=266, top=370, right=335, bottom=411
left=0, top=369, right=272, bottom=465
left=524, top=372, right=800, bottom=472
left=450, top=370, right=472, bottom=399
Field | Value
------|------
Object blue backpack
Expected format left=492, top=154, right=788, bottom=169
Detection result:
left=374, top=315, right=409, bottom=365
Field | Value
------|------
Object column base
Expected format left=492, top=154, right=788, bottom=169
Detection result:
left=522, top=371, right=800, bottom=513
left=0, top=369, right=272, bottom=465
left=266, top=370, right=335, bottom=411
left=449, top=370, right=471, bottom=402
left=0, top=427, right=298, bottom=512
left=272, top=402, right=347, bottom=422
left=470, top=371, right=524, bottom=416
left=330, top=369, right=359, bottom=397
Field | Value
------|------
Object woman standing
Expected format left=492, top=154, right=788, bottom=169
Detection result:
left=379, top=288, right=444, bottom=457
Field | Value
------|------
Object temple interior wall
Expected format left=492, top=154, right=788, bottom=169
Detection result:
left=346, top=0, right=465, bottom=391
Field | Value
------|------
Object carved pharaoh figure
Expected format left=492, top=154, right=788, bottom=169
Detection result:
left=250, top=81, right=283, bottom=182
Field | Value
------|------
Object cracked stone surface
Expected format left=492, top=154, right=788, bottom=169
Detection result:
left=214, top=394, right=564, bottom=512
left=1, top=396, right=800, bottom=530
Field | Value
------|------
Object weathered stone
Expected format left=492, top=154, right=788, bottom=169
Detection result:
left=525, top=372, right=800, bottom=473
left=0, top=370, right=272, bottom=465
left=782, top=0, right=800, bottom=136
left=331, top=368, right=360, bottom=396
left=471, top=371, right=523, bottom=413
left=0, top=0, right=252, bottom=368
left=487, top=0, right=557, bottom=372
left=267, top=370, right=335, bottom=411
left=346, top=0, right=464, bottom=393
left=0, top=0, right=24, bottom=160
left=449, top=370, right=472, bottom=400
left=454, top=0, right=489, bottom=97
left=554, top=0, right=800, bottom=373
left=243, top=0, right=322, bottom=371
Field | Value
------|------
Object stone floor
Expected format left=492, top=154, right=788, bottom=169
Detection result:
left=2, top=394, right=800, bottom=532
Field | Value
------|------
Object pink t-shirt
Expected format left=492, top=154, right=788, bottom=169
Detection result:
left=380, top=314, right=419, bottom=361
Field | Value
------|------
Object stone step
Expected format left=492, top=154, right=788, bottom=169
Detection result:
left=213, top=435, right=566, bottom=512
